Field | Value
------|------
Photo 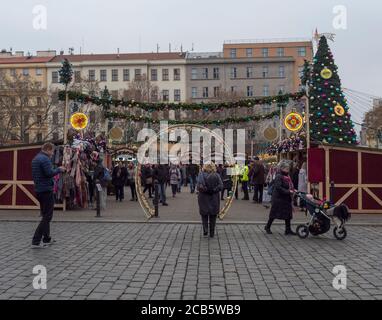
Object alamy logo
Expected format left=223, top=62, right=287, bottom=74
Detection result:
left=333, top=5, right=347, bottom=30
left=32, top=5, right=47, bottom=30
left=332, top=265, right=347, bottom=290
left=32, top=265, right=47, bottom=290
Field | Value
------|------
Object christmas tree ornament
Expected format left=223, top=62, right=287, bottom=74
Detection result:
left=334, top=104, right=345, bottom=117
left=320, top=67, right=333, bottom=79
left=284, top=112, right=303, bottom=132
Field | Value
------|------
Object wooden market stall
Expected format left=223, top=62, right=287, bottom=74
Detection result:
left=0, top=143, right=64, bottom=210
left=308, top=144, right=382, bottom=214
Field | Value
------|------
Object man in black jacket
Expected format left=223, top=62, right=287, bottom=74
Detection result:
left=187, top=164, right=199, bottom=194
left=152, top=164, right=168, bottom=206
left=31, top=143, right=65, bottom=248
left=251, top=157, right=265, bottom=204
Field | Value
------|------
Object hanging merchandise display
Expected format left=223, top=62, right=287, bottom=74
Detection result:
left=284, top=112, right=304, bottom=132
left=52, top=133, right=107, bottom=210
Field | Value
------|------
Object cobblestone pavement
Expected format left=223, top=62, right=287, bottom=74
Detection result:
left=1, top=188, right=382, bottom=225
left=0, top=222, right=381, bottom=300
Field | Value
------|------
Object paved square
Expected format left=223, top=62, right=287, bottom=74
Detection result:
left=0, top=222, right=381, bottom=300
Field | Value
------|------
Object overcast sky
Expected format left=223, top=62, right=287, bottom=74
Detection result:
left=1, top=0, right=381, bottom=122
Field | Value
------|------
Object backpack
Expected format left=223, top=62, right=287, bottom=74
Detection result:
left=103, top=168, right=112, bottom=182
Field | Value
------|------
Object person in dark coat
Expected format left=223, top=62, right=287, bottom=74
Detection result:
left=187, top=164, right=199, bottom=194
left=152, top=164, right=169, bottom=206
left=141, top=164, right=153, bottom=198
left=265, top=160, right=297, bottom=236
left=112, top=162, right=128, bottom=202
left=251, top=157, right=265, bottom=203
left=31, top=143, right=65, bottom=248
left=220, top=165, right=233, bottom=200
left=197, top=163, right=223, bottom=238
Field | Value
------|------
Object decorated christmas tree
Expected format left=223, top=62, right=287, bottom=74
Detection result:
left=308, top=36, right=357, bottom=145
left=59, top=58, right=73, bottom=91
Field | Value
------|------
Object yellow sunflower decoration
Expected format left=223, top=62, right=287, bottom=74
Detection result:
left=70, top=113, right=89, bottom=130
left=284, top=112, right=303, bottom=132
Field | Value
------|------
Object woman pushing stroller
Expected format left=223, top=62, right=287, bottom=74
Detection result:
left=265, top=160, right=297, bottom=236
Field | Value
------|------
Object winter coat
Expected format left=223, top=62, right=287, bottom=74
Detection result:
left=187, top=164, right=199, bottom=178
left=112, top=166, right=127, bottom=187
left=141, top=166, right=153, bottom=185
left=197, top=172, right=223, bottom=217
left=169, top=168, right=180, bottom=185
left=220, top=168, right=233, bottom=189
left=94, top=161, right=108, bottom=188
left=251, top=163, right=265, bottom=185
left=153, top=165, right=168, bottom=184
left=269, top=173, right=293, bottom=220
left=32, top=152, right=61, bottom=193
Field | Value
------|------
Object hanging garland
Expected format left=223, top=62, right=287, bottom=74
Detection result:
left=58, top=90, right=304, bottom=111
left=104, top=110, right=280, bottom=125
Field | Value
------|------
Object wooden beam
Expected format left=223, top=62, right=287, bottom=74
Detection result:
left=18, top=184, right=39, bottom=206
left=364, top=188, right=382, bottom=208
left=325, top=148, right=330, bottom=199
left=12, top=150, right=17, bottom=206
left=0, top=181, right=34, bottom=185
left=358, top=152, right=362, bottom=210
left=0, top=184, right=12, bottom=197
left=335, top=187, right=357, bottom=206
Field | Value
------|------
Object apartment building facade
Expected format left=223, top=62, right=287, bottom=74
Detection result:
left=47, top=52, right=187, bottom=103
left=0, top=51, right=55, bottom=145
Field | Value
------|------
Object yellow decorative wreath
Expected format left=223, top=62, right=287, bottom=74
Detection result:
left=70, top=113, right=88, bottom=130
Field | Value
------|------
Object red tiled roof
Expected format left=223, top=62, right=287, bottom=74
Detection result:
left=0, top=56, right=55, bottom=64
left=50, top=52, right=186, bottom=63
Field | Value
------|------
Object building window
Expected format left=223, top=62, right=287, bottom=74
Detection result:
left=135, top=69, right=141, bottom=81
left=37, top=115, right=42, bottom=125
left=262, top=48, right=269, bottom=57
left=36, top=97, right=42, bottom=107
left=100, top=70, right=107, bottom=82
left=191, top=87, right=197, bottom=99
left=112, top=69, right=119, bottom=82
left=24, top=133, right=29, bottom=143
left=231, top=86, right=237, bottom=93
left=151, top=90, right=158, bottom=102
left=213, top=86, right=220, bottom=98
left=52, top=71, right=59, bottom=83
left=298, top=47, right=306, bottom=57
left=36, top=68, right=43, bottom=76
left=202, top=87, right=209, bottom=98
left=231, top=67, right=237, bottom=79
left=88, top=70, right=95, bottom=81
left=277, top=48, right=285, bottom=57
left=174, top=89, right=181, bottom=102
left=246, top=67, right=254, bottom=78
left=74, top=71, right=81, bottom=83
left=246, top=48, right=253, bottom=57
left=53, top=132, right=59, bottom=141
left=263, top=85, right=269, bottom=96
left=10, top=69, right=16, bottom=77
left=247, top=86, right=254, bottom=97
left=230, top=49, right=237, bottom=58
left=162, top=69, right=169, bottom=81
left=202, top=68, right=208, bottom=80
left=162, top=90, right=169, bottom=102
left=23, top=68, right=29, bottom=76
left=151, top=69, right=157, bottom=81
left=37, top=133, right=42, bottom=142
left=52, top=112, right=59, bottom=125
left=279, top=65, right=285, bottom=78
left=123, top=69, right=130, bottom=81
left=279, top=85, right=285, bottom=93
left=262, top=66, right=269, bottom=78
left=174, top=69, right=181, bottom=81
left=213, top=68, right=220, bottom=80
left=191, top=68, right=198, bottom=80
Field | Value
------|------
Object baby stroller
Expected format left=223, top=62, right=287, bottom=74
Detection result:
left=295, top=192, right=351, bottom=241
